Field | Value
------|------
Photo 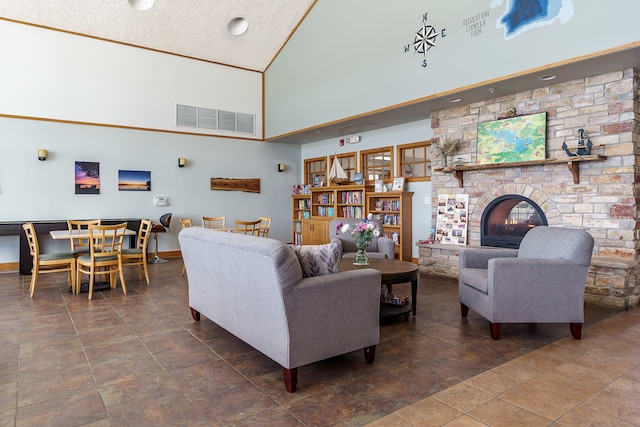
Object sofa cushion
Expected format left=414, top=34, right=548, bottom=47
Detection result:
left=291, top=243, right=340, bottom=277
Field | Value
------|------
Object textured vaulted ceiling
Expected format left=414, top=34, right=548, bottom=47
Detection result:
left=0, top=0, right=315, bottom=72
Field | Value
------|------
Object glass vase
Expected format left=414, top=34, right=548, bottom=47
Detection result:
left=354, top=244, right=369, bottom=265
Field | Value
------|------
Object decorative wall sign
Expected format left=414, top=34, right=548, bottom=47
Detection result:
left=476, top=112, right=546, bottom=165
left=118, top=170, right=151, bottom=191
left=436, top=194, right=468, bottom=245
left=403, top=12, right=446, bottom=68
left=210, top=178, right=260, bottom=193
left=75, top=161, right=100, bottom=195
left=494, top=0, right=575, bottom=40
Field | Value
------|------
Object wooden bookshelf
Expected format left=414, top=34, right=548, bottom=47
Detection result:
left=292, top=185, right=413, bottom=260
left=366, top=191, right=413, bottom=261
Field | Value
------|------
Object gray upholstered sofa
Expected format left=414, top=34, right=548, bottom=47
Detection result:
left=328, top=218, right=395, bottom=260
left=178, top=227, right=382, bottom=392
left=459, top=226, right=594, bottom=340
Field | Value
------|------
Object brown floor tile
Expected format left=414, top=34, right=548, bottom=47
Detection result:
left=557, top=405, right=635, bottom=427
left=432, top=383, right=494, bottom=413
left=467, top=398, right=551, bottom=427
left=394, top=397, right=462, bottom=426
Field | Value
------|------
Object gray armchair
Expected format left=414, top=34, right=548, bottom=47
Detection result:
left=329, top=218, right=396, bottom=260
left=458, top=226, right=594, bottom=340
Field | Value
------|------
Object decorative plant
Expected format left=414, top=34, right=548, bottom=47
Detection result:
left=432, top=138, right=460, bottom=169
left=336, top=214, right=380, bottom=265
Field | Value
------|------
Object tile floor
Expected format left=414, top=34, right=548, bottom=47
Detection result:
left=0, top=260, right=638, bottom=426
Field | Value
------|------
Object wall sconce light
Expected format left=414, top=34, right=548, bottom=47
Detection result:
left=178, top=157, right=187, bottom=168
left=38, top=149, right=47, bottom=161
left=277, top=163, right=286, bottom=172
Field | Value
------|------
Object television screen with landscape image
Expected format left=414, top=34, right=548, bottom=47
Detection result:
left=477, top=112, right=546, bottom=165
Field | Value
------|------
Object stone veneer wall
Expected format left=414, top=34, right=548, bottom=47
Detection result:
left=420, top=68, right=640, bottom=309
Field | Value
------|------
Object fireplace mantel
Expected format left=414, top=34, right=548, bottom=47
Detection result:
left=436, top=154, right=607, bottom=187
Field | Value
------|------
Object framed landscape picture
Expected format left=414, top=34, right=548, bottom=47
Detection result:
left=118, top=170, right=151, bottom=191
left=476, top=112, right=546, bottom=165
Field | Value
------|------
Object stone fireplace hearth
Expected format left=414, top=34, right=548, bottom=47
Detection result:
left=418, top=68, right=640, bottom=310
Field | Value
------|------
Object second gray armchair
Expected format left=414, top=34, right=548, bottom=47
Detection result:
left=329, top=218, right=396, bottom=260
left=458, top=226, right=594, bottom=340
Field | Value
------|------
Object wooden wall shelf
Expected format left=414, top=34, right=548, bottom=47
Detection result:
left=435, top=155, right=607, bottom=187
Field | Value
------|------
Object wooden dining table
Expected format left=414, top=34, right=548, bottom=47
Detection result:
left=50, top=228, right=137, bottom=241
left=50, top=228, right=137, bottom=293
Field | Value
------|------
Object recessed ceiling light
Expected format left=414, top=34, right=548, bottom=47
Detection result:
left=448, top=97, right=462, bottom=103
left=488, top=87, right=496, bottom=93
left=228, top=17, right=249, bottom=36
left=538, top=74, right=557, bottom=81
left=128, top=0, right=154, bottom=12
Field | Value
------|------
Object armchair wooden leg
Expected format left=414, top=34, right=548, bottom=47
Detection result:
left=364, top=345, right=376, bottom=363
left=569, top=323, right=582, bottom=340
left=282, top=367, right=297, bottom=393
left=460, top=303, right=469, bottom=318
left=489, top=322, right=501, bottom=340
left=190, top=307, right=201, bottom=321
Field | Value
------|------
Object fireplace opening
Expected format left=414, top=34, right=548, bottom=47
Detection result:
left=481, top=195, right=547, bottom=248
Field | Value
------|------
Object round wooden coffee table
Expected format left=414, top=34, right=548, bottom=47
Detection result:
left=339, top=258, right=418, bottom=319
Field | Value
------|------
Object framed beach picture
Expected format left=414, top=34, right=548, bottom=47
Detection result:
left=74, top=161, right=100, bottom=195
left=118, top=170, right=151, bottom=191
left=476, top=112, right=546, bottom=165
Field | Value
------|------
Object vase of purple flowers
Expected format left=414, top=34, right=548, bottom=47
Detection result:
left=336, top=216, right=380, bottom=265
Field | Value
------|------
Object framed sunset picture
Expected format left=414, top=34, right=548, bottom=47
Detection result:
left=118, top=170, right=151, bottom=191
left=75, top=161, right=100, bottom=194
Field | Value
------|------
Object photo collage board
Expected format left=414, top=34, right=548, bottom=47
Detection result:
left=436, top=194, right=469, bottom=245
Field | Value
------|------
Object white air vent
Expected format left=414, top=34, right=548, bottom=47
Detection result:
left=176, top=104, right=197, bottom=128
left=218, top=110, right=237, bottom=132
left=176, top=104, right=255, bottom=135
left=237, top=113, right=255, bottom=134
left=198, top=108, right=217, bottom=130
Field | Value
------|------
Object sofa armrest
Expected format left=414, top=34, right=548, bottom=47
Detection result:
left=377, top=237, right=396, bottom=259
left=488, top=257, right=588, bottom=321
left=459, top=247, right=518, bottom=269
left=329, top=236, right=343, bottom=256
left=283, top=269, right=382, bottom=368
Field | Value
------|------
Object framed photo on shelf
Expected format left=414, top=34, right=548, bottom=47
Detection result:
left=374, top=179, right=384, bottom=192
left=392, top=177, right=405, bottom=191
left=354, top=172, right=363, bottom=185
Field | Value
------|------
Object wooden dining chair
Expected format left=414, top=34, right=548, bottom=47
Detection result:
left=258, top=216, right=272, bottom=237
left=67, top=219, right=101, bottom=256
left=235, top=219, right=261, bottom=235
left=77, top=222, right=128, bottom=300
left=202, top=216, right=226, bottom=229
left=121, top=219, right=152, bottom=285
left=22, top=222, right=76, bottom=297
left=179, top=218, right=193, bottom=276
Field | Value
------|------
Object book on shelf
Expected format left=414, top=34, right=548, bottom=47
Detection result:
left=292, top=184, right=310, bottom=195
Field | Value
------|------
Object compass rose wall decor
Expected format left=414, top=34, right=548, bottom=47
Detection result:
left=404, top=12, right=446, bottom=68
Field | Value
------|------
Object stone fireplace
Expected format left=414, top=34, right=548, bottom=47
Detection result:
left=481, top=194, right=547, bottom=249
left=418, top=68, right=640, bottom=310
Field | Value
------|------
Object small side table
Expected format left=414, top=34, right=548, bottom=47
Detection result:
left=339, top=258, right=418, bottom=319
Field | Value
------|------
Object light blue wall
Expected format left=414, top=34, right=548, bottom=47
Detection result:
left=266, top=0, right=640, bottom=137
left=0, top=118, right=300, bottom=264
left=301, top=119, right=433, bottom=258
